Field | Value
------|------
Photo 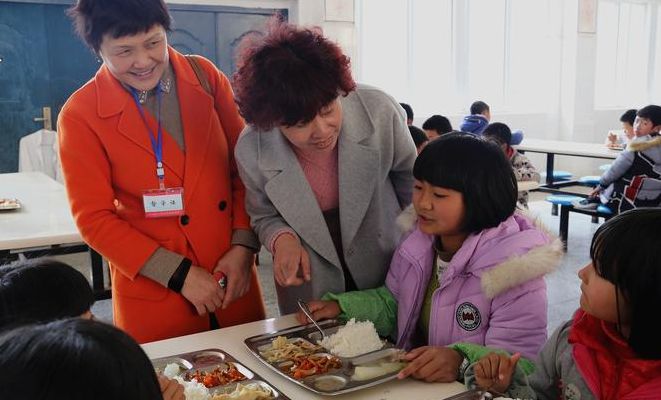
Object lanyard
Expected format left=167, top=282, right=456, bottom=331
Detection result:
left=131, top=84, right=165, bottom=189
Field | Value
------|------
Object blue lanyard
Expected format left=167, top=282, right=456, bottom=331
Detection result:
left=130, top=84, right=165, bottom=189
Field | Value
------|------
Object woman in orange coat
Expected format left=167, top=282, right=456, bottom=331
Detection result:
left=58, top=0, right=265, bottom=343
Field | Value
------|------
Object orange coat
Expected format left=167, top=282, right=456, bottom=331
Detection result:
left=58, top=48, right=265, bottom=343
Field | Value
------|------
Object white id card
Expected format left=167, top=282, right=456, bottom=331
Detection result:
left=142, top=187, right=185, bottom=218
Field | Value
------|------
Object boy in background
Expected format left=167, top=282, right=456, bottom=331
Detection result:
left=400, top=103, right=414, bottom=125
left=422, top=114, right=453, bottom=140
left=483, top=122, right=540, bottom=208
left=460, top=101, right=490, bottom=135
left=606, top=109, right=637, bottom=149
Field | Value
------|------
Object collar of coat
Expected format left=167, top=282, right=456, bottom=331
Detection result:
left=396, top=204, right=563, bottom=299
left=626, top=134, right=661, bottom=152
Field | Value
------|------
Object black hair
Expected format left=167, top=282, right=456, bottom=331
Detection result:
left=408, top=125, right=428, bottom=148
left=0, top=259, right=94, bottom=329
left=400, top=103, right=414, bottom=122
left=470, top=101, right=490, bottom=116
left=636, top=105, right=661, bottom=127
left=589, top=208, right=661, bottom=359
left=68, top=0, right=172, bottom=52
left=413, top=132, right=517, bottom=233
left=0, top=318, right=162, bottom=399
left=619, top=109, right=637, bottom=126
left=483, top=122, right=512, bottom=147
left=422, top=115, right=453, bottom=136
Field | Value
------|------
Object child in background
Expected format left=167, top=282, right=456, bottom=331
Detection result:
left=606, top=108, right=637, bottom=149
left=422, top=114, right=453, bottom=140
left=574, top=105, right=661, bottom=213
left=0, top=258, right=95, bottom=328
left=459, top=101, right=490, bottom=135
left=483, top=122, right=540, bottom=209
left=408, top=125, right=429, bottom=153
left=400, top=103, right=414, bottom=125
left=0, top=318, right=183, bottom=400
left=470, top=208, right=661, bottom=399
left=296, top=133, right=562, bottom=383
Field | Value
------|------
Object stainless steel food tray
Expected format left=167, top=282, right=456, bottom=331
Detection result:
left=152, top=348, right=290, bottom=399
left=244, top=320, right=404, bottom=396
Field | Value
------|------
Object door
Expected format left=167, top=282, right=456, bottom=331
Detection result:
left=0, top=0, right=286, bottom=173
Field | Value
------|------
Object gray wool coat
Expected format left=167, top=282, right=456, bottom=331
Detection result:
left=235, top=84, right=417, bottom=313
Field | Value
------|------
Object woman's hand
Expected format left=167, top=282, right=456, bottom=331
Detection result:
left=158, top=375, right=185, bottom=400
left=295, top=300, right=341, bottom=325
left=214, top=245, right=254, bottom=309
left=474, top=352, right=520, bottom=394
left=180, top=266, right=225, bottom=315
left=397, top=346, right=463, bottom=382
left=273, top=234, right=311, bottom=287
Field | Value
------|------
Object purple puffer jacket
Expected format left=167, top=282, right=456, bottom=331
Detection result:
left=386, top=210, right=563, bottom=359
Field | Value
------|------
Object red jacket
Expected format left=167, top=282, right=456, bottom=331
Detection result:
left=58, top=48, right=264, bottom=343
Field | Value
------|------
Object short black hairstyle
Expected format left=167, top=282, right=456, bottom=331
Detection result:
left=619, top=109, right=637, bottom=126
left=400, top=103, right=414, bottom=121
left=422, top=115, right=453, bottom=136
left=408, top=125, right=428, bottom=148
left=589, top=208, right=661, bottom=360
left=413, top=132, right=517, bottom=234
left=636, top=105, right=661, bottom=127
left=470, top=101, right=490, bottom=116
left=68, top=0, right=172, bottom=52
left=0, top=318, right=162, bottom=399
left=0, top=259, right=94, bottom=329
left=483, top=122, right=512, bottom=147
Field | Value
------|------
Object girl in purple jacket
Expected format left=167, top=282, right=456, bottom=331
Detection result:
left=297, top=133, right=562, bottom=383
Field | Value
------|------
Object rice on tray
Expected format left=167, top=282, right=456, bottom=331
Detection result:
left=320, top=318, right=383, bottom=357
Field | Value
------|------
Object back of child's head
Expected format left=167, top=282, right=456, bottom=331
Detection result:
left=422, top=115, right=453, bottom=136
left=413, top=132, right=517, bottom=234
left=589, top=208, right=661, bottom=359
left=482, top=122, right=512, bottom=147
left=0, top=258, right=94, bottom=329
left=470, top=100, right=490, bottom=115
left=0, top=318, right=162, bottom=399
left=400, top=102, right=414, bottom=122
left=620, top=109, right=637, bottom=126
left=408, top=125, right=428, bottom=148
left=636, top=105, right=661, bottom=127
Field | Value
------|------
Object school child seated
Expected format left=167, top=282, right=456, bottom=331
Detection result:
left=469, top=208, right=661, bottom=399
left=606, top=108, right=637, bottom=149
left=408, top=125, right=429, bottom=153
left=0, top=258, right=95, bottom=329
left=296, top=133, right=562, bottom=383
left=483, top=122, right=540, bottom=208
left=400, top=103, right=414, bottom=125
left=0, top=318, right=183, bottom=400
left=422, top=114, right=453, bottom=140
left=459, top=101, right=491, bottom=135
left=574, top=105, right=661, bottom=213
left=0, top=259, right=184, bottom=400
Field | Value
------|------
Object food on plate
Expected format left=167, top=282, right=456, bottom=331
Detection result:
left=172, top=375, right=211, bottom=400
left=319, top=318, right=383, bottom=357
left=278, top=353, right=342, bottom=380
left=184, top=364, right=247, bottom=388
left=212, top=383, right=274, bottom=400
left=260, top=335, right=322, bottom=362
left=352, top=361, right=406, bottom=381
left=163, top=362, right=182, bottom=378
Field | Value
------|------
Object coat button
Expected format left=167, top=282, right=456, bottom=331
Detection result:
left=180, top=215, right=190, bottom=225
left=218, top=200, right=227, bottom=211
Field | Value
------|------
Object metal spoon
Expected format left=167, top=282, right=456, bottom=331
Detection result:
left=297, top=298, right=328, bottom=341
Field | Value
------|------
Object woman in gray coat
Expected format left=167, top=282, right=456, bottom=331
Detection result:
left=233, top=20, right=416, bottom=313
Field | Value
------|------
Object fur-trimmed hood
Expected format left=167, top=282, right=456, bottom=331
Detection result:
left=626, top=134, right=661, bottom=152
left=395, top=204, right=563, bottom=298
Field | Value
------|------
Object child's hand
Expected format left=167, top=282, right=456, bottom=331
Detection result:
left=474, top=352, right=520, bottom=394
left=396, top=346, right=463, bottom=382
left=589, top=186, right=602, bottom=197
left=607, top=131, right=618, bottom=145
left=295, top=300, right=340, bottom=325
left=158, top=375, right=185, bottom=400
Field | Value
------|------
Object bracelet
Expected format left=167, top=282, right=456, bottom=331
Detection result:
left=167, top=258, right=192, bottom=293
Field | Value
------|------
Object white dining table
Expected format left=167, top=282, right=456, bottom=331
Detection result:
left=0, top=172, right=108, bottom=298
left=142, top=314, right=467, bottom=400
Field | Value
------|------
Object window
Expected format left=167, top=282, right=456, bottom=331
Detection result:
left=357, top=0, right=561, bottom=118
left=595, top=0, right=652, bottom=108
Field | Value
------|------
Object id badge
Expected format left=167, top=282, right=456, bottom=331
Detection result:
left=142, top=187, right=184, bottom=218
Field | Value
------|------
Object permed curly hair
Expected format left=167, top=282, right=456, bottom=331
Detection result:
left=233, top=18, right=356, bottom=131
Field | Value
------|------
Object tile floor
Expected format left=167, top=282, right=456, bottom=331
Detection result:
left=45, top=192, right=598, bottom=337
